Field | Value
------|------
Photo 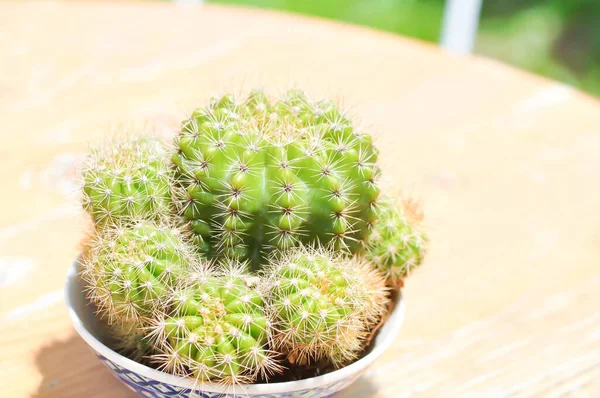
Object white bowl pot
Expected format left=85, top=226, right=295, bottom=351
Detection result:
left=65, top=260, right=405, bottom=398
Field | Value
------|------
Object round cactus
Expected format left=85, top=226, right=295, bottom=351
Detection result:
left=366, top=196, right=427, bottom=287
left=171, top=89, right=381, bottom=269
left=149, top=262, right=280, bottom=384
left=80, top=220, right=197, bottom=354
left=82, top=137, right=172, bottom=226
left=263, top=246, right=388, bottom=368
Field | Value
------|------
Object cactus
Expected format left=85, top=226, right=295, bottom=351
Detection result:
left=73, top=87, right=426, bottom=384
left=171, top=89, right=381, bottom=269
left=80, top=220, right=197, bottom=356
left=366, top=196, right=427, bottom=287
left=149, top=262, right=281, bottom=384
left=82, top=137, right=172, bottom=226
left=107, top=319, right=155, bottom=363
left=263, top=246, right=388, bottom=368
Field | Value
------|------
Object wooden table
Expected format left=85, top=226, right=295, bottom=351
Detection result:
left=1, top=2, right=599, bottom=397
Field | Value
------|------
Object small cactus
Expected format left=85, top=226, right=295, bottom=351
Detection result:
left=171, top=89, right=381, bottom=269
left=149, top=263, right=281, bottom=384
left=82, top=137, right=172, bottom=226
left=366, top=196, right=427, bottom=287
left=263, top=246, right=388, bottom=368
left=80, top=220, right=197, bottom=356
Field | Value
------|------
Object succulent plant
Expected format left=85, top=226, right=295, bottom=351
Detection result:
left=148, top=262, right=281, bottom=384
left=80, top=220, right=197, bottom=356
left=171, top=89, right=381, bottom=269
left=262, top=246, right=388, bottom=368
left=74, top=87, right=426, bottom=386
left=82, top=137, right=172, bottom=226
left=366, top=196, right=427, bottom=287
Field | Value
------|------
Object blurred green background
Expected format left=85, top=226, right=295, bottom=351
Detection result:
left=209, top=0, right=600, bottom=97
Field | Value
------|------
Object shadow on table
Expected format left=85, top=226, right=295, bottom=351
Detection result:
left=31, top=333, right=135, bottom=398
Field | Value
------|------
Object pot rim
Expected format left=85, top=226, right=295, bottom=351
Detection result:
left=65, top=258, right=405, bottom=394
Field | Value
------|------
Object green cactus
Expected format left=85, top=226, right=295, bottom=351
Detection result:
left=72, top=87, right=424, bottom=383
left=80, top=220, right=196, bottom=356
left=149, top=262, right=280, bottom=384
left=171, top=89, right=381, bottom=269
left=366, top=196, right=427, bottom=286
left=263, top=246, right=388, bottom=368
left=82, top=137, right=172, bottom=226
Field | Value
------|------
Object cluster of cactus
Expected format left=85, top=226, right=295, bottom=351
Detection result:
left=79, top=88, right=427, bottom=386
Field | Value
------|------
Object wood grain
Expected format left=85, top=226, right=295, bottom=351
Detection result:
left=1, top=1, right=599, bottom=397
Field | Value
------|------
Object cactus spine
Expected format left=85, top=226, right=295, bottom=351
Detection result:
left=171, top=89, right=381, bottom=269
left=263, top=246, right=388, bottom=367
